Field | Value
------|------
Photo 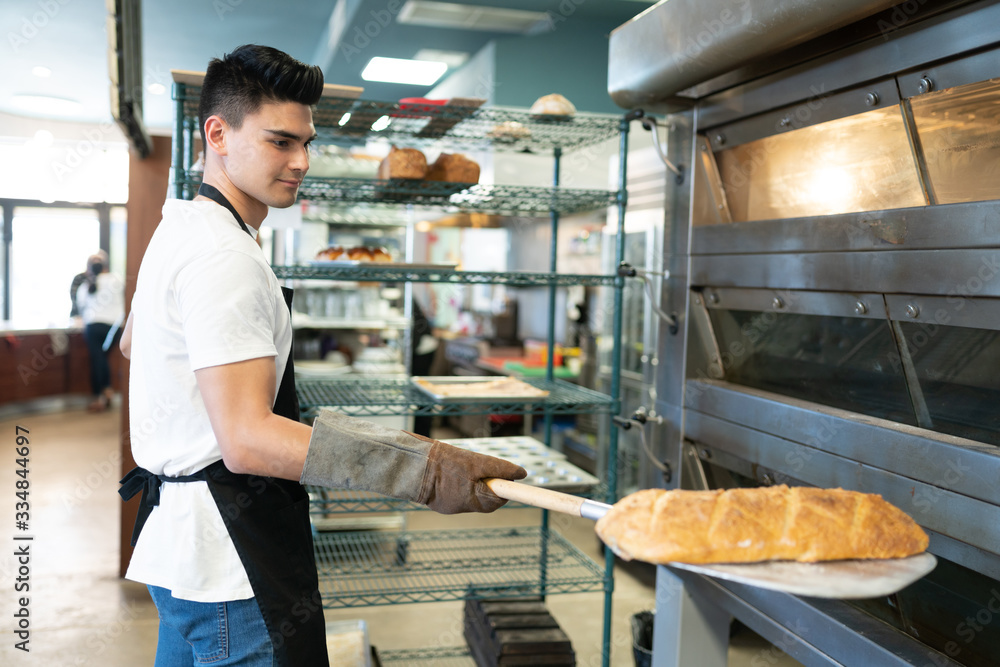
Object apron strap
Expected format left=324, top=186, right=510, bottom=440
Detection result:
left=118, top=465, right=216, bottom=547
left=198, top=182, right=253, bottom=237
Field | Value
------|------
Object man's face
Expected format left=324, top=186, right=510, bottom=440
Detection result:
left=223, top=101, right=316, bottom=209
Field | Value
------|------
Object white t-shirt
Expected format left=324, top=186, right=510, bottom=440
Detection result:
left=77, top=272, right=125, bottom=326
left=125, top=199, right=292, bottom=602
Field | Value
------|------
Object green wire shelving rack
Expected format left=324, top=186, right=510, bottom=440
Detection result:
left=172, top=80, right=632, bottom=667
left=313, top=527, right=604, bottom=608
left=174, top=85, right=620, bottom=153
left=176, top=172, right=618, bottom=216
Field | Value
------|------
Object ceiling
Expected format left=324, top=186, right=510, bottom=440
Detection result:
left=1, top=0, right=652, bottom=135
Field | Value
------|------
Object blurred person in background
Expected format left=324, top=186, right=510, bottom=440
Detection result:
left=75, top=251, right=125, bottom=412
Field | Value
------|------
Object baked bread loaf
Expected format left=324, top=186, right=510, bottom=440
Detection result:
left=378, top=146, right=428, bottom=180
left=346, top=246, right=373, bottom=261
left=315, top=246, right=344, bottom=260
left=488, top=121, right=531, bottom=141
left=530, top=93, right=576, bottom=117
left=426, top=153, right=480, bottom=184
left=595, top=485, right=929, bottom=564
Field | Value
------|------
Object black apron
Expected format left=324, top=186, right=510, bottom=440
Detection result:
left=120, top=183, right=328, bottom=666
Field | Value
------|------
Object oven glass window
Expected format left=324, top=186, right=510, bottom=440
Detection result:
left=899, top=322, right=1000, bottom=445
left=703, top=310, right=918, bottom=425
left=712, top=107, right=925, bottom=223
left=910, top=78, right=1000, bottom=205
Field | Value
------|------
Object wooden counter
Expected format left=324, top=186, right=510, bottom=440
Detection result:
left=0, top=328, right=123, bottom=404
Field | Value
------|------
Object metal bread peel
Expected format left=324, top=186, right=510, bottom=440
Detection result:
left=484, top=479, right=937, bottom=599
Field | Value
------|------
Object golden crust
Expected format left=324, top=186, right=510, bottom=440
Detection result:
left=378, top=146, right=428, bottom=180
left=426, top=153, right=480, bottom=184
left=594, top=485, right=929, bottom=564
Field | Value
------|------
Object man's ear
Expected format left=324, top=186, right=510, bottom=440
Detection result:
left=203, top=115, right=229, bottom=157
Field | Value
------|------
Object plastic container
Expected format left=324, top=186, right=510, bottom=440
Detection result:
left=631, top=610, right=654, bottom=667
left=325, top=619, right=371, bottom=667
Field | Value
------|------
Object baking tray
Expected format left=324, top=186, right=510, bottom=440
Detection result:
left=307, top=260, right=457, bottom=269
left=442, top=436, right=599, bottom=493
left=411, top=376, right=550, bottom=403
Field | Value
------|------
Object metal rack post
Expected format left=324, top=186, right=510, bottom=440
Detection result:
left=172, top=83, right=186, bottom=200
left=539, top=145, right=564, bottom=601
left=600, top=113, right=631, bottom=667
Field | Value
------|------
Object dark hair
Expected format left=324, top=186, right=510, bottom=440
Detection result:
left=198, top=44, right=324, bottom=145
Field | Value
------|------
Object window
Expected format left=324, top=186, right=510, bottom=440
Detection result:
left=10, top=207, right=100, bottom=324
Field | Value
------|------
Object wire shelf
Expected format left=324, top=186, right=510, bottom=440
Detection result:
left=379, top=646, right=473, bottom=666
left=296, top=377, right=616, bottom=419
left=273, top=263, right=617, bottom=287
left=175, top=173, right=618, bottom=215
left=313, top=527, right=605, bottom=608
left=175, top=86, right=621, bottom=153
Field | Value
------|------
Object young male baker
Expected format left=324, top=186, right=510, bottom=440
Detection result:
left=118, top=44, right=525, bottom=666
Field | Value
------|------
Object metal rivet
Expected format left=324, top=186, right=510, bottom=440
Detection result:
left=917, top=77, right=934, bottom=94
left=700, top=448, right=712, bottom=459
left=762, top=472, right=775, bottom=486
left=865, top=92, right=880, bottom=106
left=700, top=144, right=708, bottom=152
left=715, top=133, right=726, bottom=146
left=708, top=293, right=720, bottom=305
left=772, top=296, right=785, bottom=310
left=650, top=357, right=659, bottom=367
left=779, top=117, right=792, bottom=128
left=694, top=295, right=703, bottom=306
left=855, top=300, right=868, bottom=315
left=640, top=354, right=649, bottom=364
left=906, top=304, right=920, bottom=318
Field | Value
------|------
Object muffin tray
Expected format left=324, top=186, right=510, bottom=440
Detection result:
left=440, top=436, right=599, bottom=493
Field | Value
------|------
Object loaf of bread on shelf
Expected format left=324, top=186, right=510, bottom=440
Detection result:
left=530, top=93, right=576, bottom=117
left=370, top=247, right=392, bottom=262
left=377, top=146, right=428, bottom=180
left=315, top=246, right=344, bottom=260
left=425, top=153, right=480, bottom=184
left=595, top=485, right=929, bottom=564
left=487, top=121, right=531, bottom=141
left=346, top=246, right=373, bottom=261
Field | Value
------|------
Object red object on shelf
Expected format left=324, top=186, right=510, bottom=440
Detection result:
left=394, top=98, right=448, bottom=118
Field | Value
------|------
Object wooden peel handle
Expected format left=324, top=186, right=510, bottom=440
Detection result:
left=485, top=478, right=586, bottom=517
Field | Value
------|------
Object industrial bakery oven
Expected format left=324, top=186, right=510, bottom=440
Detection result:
left=609, top=1, right=1000, bottom=665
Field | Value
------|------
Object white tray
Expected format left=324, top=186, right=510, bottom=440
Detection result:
left=442, top=436, right=599, bottom=493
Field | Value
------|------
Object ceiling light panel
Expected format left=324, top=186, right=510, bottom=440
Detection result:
left=398, top=1, right=549, bottom=33
left=361, top=57, right=448, bottom=86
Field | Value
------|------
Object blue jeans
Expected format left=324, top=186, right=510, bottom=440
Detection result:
left=148, top=586, right=274, bottom=666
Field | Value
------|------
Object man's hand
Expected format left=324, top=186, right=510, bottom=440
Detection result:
left=301, top=411, right=526, bottom=514
left=195, top=357, right=311, bottom=480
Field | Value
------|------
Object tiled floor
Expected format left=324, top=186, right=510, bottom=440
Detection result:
left=0, top=405, right=801, bottom=666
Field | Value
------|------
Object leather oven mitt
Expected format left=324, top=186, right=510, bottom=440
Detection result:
left=301, top=410, right=527, bottom=514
